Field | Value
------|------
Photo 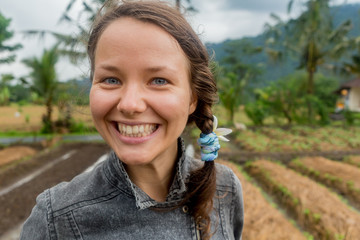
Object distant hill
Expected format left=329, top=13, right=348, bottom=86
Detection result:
left=206, top=3, right=360, bottom=87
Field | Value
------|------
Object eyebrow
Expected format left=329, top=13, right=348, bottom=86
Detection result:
left=97, top=63, right=177, bottom=74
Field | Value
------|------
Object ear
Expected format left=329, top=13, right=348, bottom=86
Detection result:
left=189, top=94, right=197, bottom=115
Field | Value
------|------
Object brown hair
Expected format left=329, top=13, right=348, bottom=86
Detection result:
left=87, top=1, right=218, bottom=238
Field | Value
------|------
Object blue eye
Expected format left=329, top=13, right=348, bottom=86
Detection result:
left=151, top=78, right=168, bottom=85
left=104, top=78, right=120, bottom=85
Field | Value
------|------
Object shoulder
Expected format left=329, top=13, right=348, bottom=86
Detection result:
left=46, top=157, right=119, bottom=215
left=215, top=162, right=242, bottom=194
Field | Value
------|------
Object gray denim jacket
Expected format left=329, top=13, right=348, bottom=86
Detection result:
left=20, top=140, right=243, bottom=239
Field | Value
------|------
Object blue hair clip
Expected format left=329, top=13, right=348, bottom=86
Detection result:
left=197, top=116, right=232, bottom=162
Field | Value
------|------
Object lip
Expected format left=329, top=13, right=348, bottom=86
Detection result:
left=114, top=120, right=157, bottom=126
left=110, top=121, right=160, bottom=145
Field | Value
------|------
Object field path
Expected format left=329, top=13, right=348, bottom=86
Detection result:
left=0, top=142, right=110, bottom=237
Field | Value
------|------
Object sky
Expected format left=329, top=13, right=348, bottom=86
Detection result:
left=1, top=0, right=360, bottom=81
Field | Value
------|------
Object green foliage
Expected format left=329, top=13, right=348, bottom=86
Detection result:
left=265, top=0, right=353, bottom=96
left=344, top=110, right=356, bottom=125
left=0, top=87, right=10, bottom=106
left=236, top=125, right=360, bottom=152
left=68, top=120, right=88, bottom=133
left=217, top=39, right=263, bottom=125
left=22, top=45, right=60, bottom=133
left=246, top=71, right=338, bottom=125
left=0, top=12, right=22, bottom=64
left=244, top=101, right=268, bottom=125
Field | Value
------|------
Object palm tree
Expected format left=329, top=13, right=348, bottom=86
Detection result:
left=0, top=12, right=22, bottom=64
left=265, top=0, right=353, bottom=121
left=22, top=46, right=59, bottom=132
left=343, top=54, right=360, bottom=77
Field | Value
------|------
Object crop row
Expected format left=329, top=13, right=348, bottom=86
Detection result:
left=289, top=156, right=360, bottom=210
left=244, top=159, right=360, bottom=240
left=235, top=126, right=360, bottom=152
left=218, top=160, right=308, bottom=240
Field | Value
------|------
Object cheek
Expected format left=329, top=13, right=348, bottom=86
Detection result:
left=152, top=91, right=192, bottom=121
left=89, top=88, right=115, bottom=121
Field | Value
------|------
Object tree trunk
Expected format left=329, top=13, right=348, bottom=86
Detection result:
left=176, top=0, right=180, bottom=10
left=45, top=95, right=53, bottom=132
left=306, top=67, right=315, bottom=123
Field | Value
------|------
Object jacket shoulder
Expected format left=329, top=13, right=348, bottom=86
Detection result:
left=48, top=159, right=119, bottom=216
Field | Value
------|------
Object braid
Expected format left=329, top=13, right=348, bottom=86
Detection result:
left=184, top=105, right=217, bottom=240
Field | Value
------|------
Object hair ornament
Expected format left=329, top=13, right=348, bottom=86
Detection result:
left=197, top=115, right=232, bottom=161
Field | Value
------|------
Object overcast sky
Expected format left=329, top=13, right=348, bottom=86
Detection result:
left=1, top=0, right=360, bottom=81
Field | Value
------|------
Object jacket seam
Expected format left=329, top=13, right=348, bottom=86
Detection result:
left=67, top=211, right=83, bottom=240
left=52, top=190, right=122, bottom=217
left=230, top=169, right=236, bottom=229
left=46, top=189, right=57, bottom=240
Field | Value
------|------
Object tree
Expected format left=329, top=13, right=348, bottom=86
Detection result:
left=218, top=40, right=262, bottom=124
left=249, top=71, right=338, bottom=125
left=0, top=12, right=22, bottom=64
left=22, top=46, right=60, bottom=132
left=265, top=0, right=353, bottom=122
left=0, top=74, right=14, bottom=106
left=343, top=52, right=360, bottom=77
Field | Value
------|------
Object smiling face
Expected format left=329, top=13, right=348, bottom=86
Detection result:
left=90, top=17, right=197, bottom=167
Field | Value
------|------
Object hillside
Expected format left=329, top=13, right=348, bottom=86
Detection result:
left=206, top=3, right=360, bottom=87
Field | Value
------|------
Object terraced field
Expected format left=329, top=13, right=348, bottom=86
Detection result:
left=222, top=155, right=360, bottom=240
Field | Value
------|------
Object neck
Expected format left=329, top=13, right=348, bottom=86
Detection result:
left=124, top=142, right=179, bottom=202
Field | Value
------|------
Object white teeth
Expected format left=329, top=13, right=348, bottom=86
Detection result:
left=133, top=125, right=139, bottom=134
left=126, top=125, right=132, bottom=135
left=118, top=123, right=157, bottom=137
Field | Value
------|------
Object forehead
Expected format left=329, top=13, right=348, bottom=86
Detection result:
left=95, top=17, right=190, bottom=69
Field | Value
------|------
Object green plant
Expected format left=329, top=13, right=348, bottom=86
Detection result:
left=344, top=110, right=356, bottom=125
left=69, top=120, right=88, bottom=133
left=244, top=101, right=268, bottom=125
left=25, top=114, right=30, bottom=124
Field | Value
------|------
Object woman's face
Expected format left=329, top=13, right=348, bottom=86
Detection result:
left=90, top=17, right=197, bottom=166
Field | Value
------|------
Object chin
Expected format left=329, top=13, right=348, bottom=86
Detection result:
left=113, top=149, right=153, bottom=166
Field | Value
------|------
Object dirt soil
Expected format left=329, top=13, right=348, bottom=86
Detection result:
left=0, top=142, right=110, bottom=237
left=0, top=146, right=37, bottom=167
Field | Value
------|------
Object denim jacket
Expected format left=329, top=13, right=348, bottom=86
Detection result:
left=20, top=139, right=243, bottom=239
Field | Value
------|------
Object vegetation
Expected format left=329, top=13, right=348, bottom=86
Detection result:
left=21, top=46, right=60, bottom=133
left=219, top=160, right=308, bottom=240
left=289, top=157, right=360, bottom=209
left=245, top=159, right=360, bottom=240
left=234, top=125, right=360, bottom=152
left=0, top=12, right=22, bottom=64
left=217, top=40, right=262, bottom=125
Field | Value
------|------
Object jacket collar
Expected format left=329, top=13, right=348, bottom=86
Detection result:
left=104, top=138, right=190, bottom=210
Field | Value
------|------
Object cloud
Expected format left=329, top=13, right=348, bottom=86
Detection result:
left=221, top=0, right=287, bottom=12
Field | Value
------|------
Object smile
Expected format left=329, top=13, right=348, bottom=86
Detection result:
left=117, top=123, right=158, bottom=137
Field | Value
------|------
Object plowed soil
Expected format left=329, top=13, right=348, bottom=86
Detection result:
left=0, top=142, right=110, bottom=237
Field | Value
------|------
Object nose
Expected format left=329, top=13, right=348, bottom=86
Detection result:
left=117, top=83, right=147, bottom=115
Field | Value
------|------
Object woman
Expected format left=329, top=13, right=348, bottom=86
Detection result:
left=20, top=1, right=243, bottom=239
